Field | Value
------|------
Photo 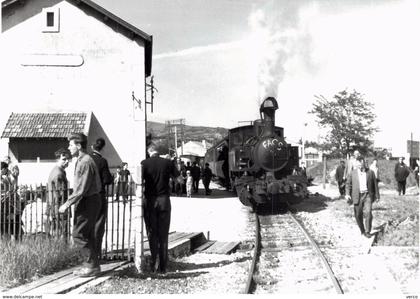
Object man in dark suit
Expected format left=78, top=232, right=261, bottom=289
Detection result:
left=335, top=160, right=346, bottom=198
left=345, top=156, right=379, bottom=238
left=394, top=157, right=410, bottom=195
left=202, top=163, right=213, bottom=195
left=141, top=144, right=180, bottom=274
left=90, top=138, right=113, bottom=260
left=191, top=162, right=201, bottom=193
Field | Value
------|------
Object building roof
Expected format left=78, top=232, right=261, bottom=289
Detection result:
left=1, top=0, right=153, bottom=76
left=1, top=112, right=89, bottom=138
left=177, top=140, right=212, bottom=157
left=305, top=147, right=320, bottom=154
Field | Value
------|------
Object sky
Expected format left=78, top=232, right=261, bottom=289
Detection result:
left=2, top=0, right=420, bottom=156
left=94, top=0, right=420, bottom=156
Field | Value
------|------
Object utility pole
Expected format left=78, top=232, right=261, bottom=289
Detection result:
left=302, top=123, right=307, bottom=166
left=410, top=132, right=413, bottom=158
left=134, top=75, right=155, bottom=273
left=165, top=118, right=185, bottom=158
left=174, top=126, right=178, bottom=157
left=322, top=153, right=327, bottom=189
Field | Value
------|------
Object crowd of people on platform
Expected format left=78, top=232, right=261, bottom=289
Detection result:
left=170, top=159, right=213, bottom=197
left=3, top=135, right=419, bottom=277
left=1, top=136, right=217, bottom=277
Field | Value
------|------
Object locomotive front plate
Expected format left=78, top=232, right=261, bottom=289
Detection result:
left=253, top=136, right=289, bottom=171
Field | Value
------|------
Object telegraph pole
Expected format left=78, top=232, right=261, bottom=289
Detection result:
left=302, top=123, right=307, bottom=166
left=174, top=126, right=178, bottom=157
left=165, top=118, right=185, bottom=158
left=134, top=75, right=155, bottom=273
left=322, top=153, right=327, bottom=189
left=410, top=132, right=413, bottom=158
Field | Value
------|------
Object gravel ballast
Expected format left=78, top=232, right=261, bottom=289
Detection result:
left=84, top=183, right=418, bottom=295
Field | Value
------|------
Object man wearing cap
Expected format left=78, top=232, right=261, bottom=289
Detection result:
left=58, top=133, right=102, bottom=277
left=141, top=144, right=180, bottom=274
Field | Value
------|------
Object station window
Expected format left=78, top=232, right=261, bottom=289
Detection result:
left=46, top=12, right=55, bottom=27
left=42, top=7, right=60, bottom=32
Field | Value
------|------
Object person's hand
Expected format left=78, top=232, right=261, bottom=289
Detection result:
left=177, top=176, right=184, bottom=184
left=58, top=202, right=70, bottom=214
left=345, top=195, right=351, bottom=201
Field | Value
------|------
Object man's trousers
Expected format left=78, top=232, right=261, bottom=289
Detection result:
left=73, top=194, right=101, bottom=268
left=94, top=192, right=107, bottom=259
left=143, top=195, right=171, bottom=272
left=397, top=180, right=407, bottom=195
left=353, top=192, right=373, bottom=234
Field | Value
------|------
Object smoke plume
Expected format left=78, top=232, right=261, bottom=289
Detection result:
left=248, top=0, right=317, bottom=103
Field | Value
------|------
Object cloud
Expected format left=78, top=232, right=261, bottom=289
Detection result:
left=153, top=40, right=244, bottom=60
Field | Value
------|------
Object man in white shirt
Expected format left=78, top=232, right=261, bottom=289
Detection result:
left=345, top=156, right=379, bottom=238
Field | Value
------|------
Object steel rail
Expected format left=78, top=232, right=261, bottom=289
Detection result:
left=288, top=212, right=344, bottom=294
left=243, top=212, right=260, bottom=294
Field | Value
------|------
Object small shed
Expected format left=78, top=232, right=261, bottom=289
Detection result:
left=305, top=147, right=322, bottom=166
left=1, top=112, right=121, bottom=184
left=177, top=140, right=212, bottom=165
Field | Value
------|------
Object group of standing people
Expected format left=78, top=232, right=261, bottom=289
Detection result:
left=336, top=150, right=418, bottom=239
left=344, top=154, right=380, bottom=238
left=172, top=159, right=213, bottom=197
left=4, top=134, right=114, bottom=277
left=140, top=146, right=218, bottom=274
left=1, top=157, right=21, bottom=239
left=114, top=162, right=132, bottom=202
left=57, top=134, right=113, bottom=277
left=335, top=150, right=380, bottom=238
left=2, top=134, right=218, bottom=278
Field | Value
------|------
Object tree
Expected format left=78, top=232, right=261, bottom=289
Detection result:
left=310, top=89, right=378, bottom=157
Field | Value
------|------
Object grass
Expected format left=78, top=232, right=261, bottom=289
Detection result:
left=308, top=158, right=419, bottom=246
left=0, top=236, right=82, bottom=289
left=323, top=189, right=419, bottom=246
left=373, top=193, right=419, bottom=246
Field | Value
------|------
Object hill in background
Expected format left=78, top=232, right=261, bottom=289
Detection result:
left=147, top=121, right=229, bottom=146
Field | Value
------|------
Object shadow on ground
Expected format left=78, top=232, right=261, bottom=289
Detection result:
left=292, top=192, right=333, bottom=213
left=112, top=256, right=250, bottom=280
left=170, top=188, right=235, bottom=199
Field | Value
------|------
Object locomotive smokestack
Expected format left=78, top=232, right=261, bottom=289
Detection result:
left=260, top=97, right=278, bottom=137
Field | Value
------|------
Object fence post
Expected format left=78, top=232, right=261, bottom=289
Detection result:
left=135, top=164, right=145, bottom=272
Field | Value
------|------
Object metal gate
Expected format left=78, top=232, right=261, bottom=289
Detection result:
left=0, top=182, right=136, bottom=261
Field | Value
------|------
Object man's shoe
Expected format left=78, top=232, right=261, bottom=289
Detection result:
left=74, top=266, right=101, bottom=277
left=363, top=232, right=373, bottom=238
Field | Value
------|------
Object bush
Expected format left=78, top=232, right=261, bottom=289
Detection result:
left=0, top=236, right=82, bottom=288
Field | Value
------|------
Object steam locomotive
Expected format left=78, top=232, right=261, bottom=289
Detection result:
left=205, top=97, right=308, bottom=209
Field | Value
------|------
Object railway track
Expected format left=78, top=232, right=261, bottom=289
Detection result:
left=244, top=210, right=344, bottom=294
